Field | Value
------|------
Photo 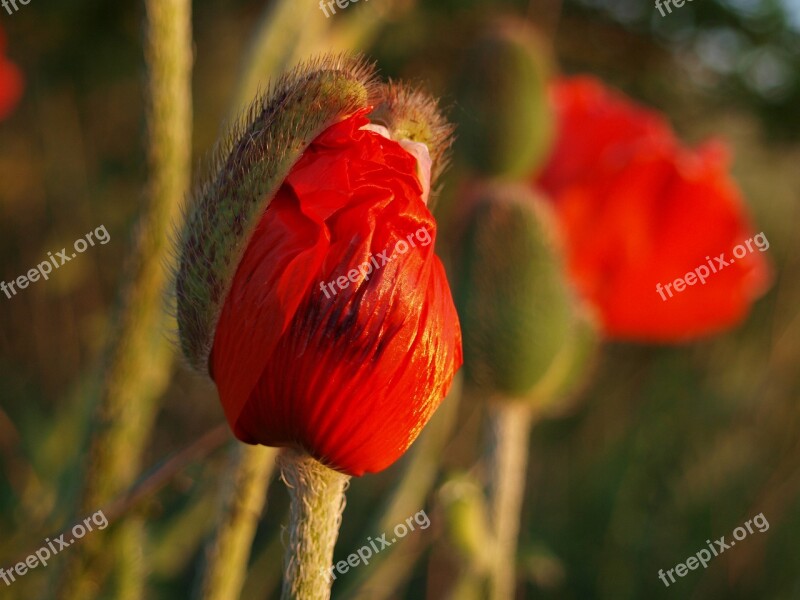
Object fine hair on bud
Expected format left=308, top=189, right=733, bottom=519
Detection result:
left=173, top=54, right=381, bottom=373
left=369, top=81, right=455, bottom=197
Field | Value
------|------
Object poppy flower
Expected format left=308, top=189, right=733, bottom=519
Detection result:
left=0, top=25, right=23, bottom=120
left=536, top=76, right=770, bottom=342
left=176, top=57, right=461, bottom=477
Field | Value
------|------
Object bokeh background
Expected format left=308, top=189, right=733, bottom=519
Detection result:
left=1, top=0, right=798, bottom=598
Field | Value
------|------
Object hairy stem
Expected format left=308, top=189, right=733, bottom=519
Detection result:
left=200, top=445, right=277, bottom=600
left=278, top=450, right=350, bottom=600
left=484, top=402, right=534, bottom=600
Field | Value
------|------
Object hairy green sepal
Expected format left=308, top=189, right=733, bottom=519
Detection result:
left=176, top=54, right=379, bottom=373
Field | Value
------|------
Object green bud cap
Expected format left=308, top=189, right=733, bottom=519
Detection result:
left=455, top=19, right=554, bottom=179
left=175, top=54, right=380, bottom=373
left=454, top=183, right=591, bottom=402
left=370, top=82, right=455, bottom=201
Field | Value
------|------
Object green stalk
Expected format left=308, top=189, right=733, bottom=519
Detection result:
left=59, top=0, right=192, bottom=597
left=484, top=401, right=535, bottom=600
left=229, top=0, right=326, bottom=118
left=279, top=450, right=350, bottom=600
left=199, top=445, right=277, bottom=600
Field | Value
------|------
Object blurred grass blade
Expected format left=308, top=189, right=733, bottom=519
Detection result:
left=198, top=445, right=277, bottom=600
left=58, top=0, right=193, bottom=597
left=229, top=0, right=328, bottom=118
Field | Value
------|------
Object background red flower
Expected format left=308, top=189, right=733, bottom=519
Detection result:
left=0, top=25, right=23, bottom=120
left=536, top=77, right=771, bottom=342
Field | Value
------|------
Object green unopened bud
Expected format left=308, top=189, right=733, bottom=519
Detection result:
left=454, top=183, right=595, bottom=406
left=530, top=310, right=598, bottom=416
left=439, top=473, right=494, bottom=571
left=455, top=19, right=554, bottom=179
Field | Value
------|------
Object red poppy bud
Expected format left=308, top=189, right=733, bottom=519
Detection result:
left=0, top=26, right=24, bottom=120
left=537, top=77, right=771, bottom=342
left=176, top=56, right=462, bottom=476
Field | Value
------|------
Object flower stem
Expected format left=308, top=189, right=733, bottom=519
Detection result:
left=278, top=450, right=350, bottom=600
left=484, top=401, right=534, bottom=600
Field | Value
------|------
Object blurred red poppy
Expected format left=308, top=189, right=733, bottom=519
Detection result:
left=0, top=25, right=23, bottom=120
left=536, top=77, right=770, bottom=342
left=211, top=110, right=462, bottom=476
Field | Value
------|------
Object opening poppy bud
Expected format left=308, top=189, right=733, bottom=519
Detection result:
left=454, top=182, right=594, bottom=404
left=176, top=54, right=462, bottom=476
left=455, top=18, right=554, bottom=179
